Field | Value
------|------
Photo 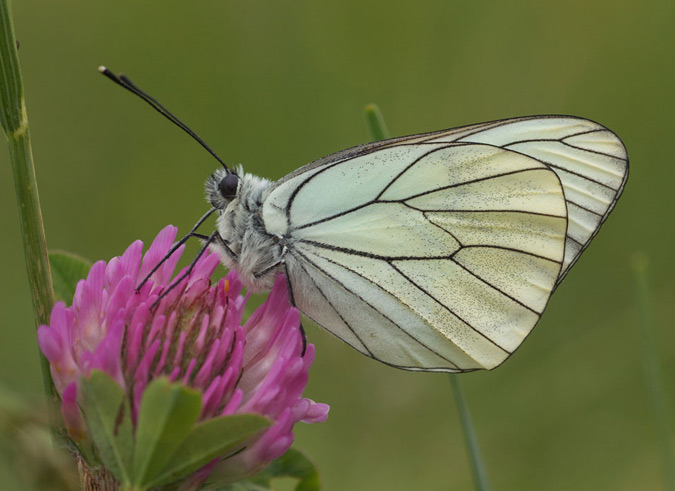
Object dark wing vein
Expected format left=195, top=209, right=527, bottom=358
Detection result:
left=422, top=210, right=463, bottom=245
left=387, top=261, right=511, bottom=354
left=530, top=160, right=619, bottom=192
left=405, top=204, right=566, bottom=220
left=293, top=165, right=551, bottom=233
left=299, top=239, right=458, bottom=262
left=292, top=199, right=376, bottom=232
left=460, top=244, right=562, bottom=264
left=291, top=256, right=374, bottom=357
left=472, top=143, right=621, bottom=192
left=566, top=199, right=603, bottom=216
left=450, top=257, right=541, bottom=315
left=375, top=145, right=457, bottom=200
left=567, top=235, right=583, bottom=246
left=560, top=141, right=627, bottom=161
left=399, top=166, right=546, bottom=202
left=292, top=248, right=461, bottom=368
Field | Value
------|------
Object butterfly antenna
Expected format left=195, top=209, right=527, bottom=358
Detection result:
left=98, top=66, right=230, bottom=172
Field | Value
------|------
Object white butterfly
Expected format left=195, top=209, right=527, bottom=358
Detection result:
left=205, top=116, right=628, bottom=373
left=100, top=68, right=628, bottom=373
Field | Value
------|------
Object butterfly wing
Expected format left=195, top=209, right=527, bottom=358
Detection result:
left=419, top=116, right=629, bottom=282
left=261, top=116, right=628, bottom=372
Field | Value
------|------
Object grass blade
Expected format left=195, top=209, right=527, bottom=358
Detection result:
left=363, top=103, right=491, bottom=490
left=632, top=253, right=675, bottom=490
left=449, top=374, right=491, bottom=491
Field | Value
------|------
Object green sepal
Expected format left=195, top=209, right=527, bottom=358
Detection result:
left=208, top=482, right=270, bottom=491
left=146, top=414, right=271, bottom=488
left=79, top=370, right=134, bottom=484
left=48, top=250, right=92, bottom=304
left=251, top=448, right=320, bottom=491
left=215, top=448, right=321, bottom=491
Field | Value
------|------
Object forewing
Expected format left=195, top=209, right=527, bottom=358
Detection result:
left=265, top=115, right=628, bottom=283
left=265, top=142, right=568, bottom=371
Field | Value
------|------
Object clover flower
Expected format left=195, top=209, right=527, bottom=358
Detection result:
left=37, top=226, right=328, bottom=488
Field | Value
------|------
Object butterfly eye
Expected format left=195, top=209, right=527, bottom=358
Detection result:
left=218, top=174, right=240, bottom=200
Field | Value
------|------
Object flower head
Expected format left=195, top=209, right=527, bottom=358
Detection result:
left=38, top=226, right=328, bottom=484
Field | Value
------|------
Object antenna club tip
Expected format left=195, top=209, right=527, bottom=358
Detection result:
left=98, top=65, right=109, bottom=73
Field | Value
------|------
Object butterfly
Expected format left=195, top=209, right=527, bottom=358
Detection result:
left=100, top=67, right=629, bottom=373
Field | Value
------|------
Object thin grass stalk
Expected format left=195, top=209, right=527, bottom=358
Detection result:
left=632, top=253, right=675, bottom=490
left=448, top=374, right=491, bottom=491
left=363, top=103, right=491, bottom=491
left=0, top=0, right=58, bottom=426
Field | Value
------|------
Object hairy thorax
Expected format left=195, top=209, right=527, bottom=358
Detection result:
left=208, top=170, right=284, bottom=291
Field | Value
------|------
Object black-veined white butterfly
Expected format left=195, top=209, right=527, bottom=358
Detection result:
left=101, top=67, right=629, bottom=373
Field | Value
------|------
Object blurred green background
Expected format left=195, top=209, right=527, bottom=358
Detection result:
left=2, top=1, right=674, bottom=489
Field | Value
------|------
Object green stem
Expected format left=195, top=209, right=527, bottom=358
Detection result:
left=0, top=0, right=58, bottom=426
left=363, top=104, right=491, bottom=491
left=449, top=375, right=492, bottom=491
left=632, top=253, right=675, bottom=490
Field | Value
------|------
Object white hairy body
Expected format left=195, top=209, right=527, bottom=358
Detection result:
left=207, top=168, right=286, bottom=291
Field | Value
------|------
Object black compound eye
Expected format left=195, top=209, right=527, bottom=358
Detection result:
left=218, top=173, right=240, bottom=200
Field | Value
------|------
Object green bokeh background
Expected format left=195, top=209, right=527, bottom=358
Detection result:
left=2, top=1, right=674, bottom=489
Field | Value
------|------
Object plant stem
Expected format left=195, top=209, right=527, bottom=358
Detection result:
left=449, top=375, right=492, bottom=491
left=78, top=455, right=119, bottom=491
left=632, top=253, right=675, bottom=491
left=0, top=0, right=58, bottom=421
left=363, top=103, right=491, bottom=491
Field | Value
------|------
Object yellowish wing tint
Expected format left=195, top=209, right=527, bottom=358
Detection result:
left=262, top=116, right=628, bottom=372
left=424, top=116, right=629, bottom=281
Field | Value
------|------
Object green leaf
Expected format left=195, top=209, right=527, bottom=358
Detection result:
left=49, top=250, right=92, bottom=304
left=132, top=378, right=202, bottom=487
left=214, top=448, right=320, bottom=491
left=79, top=370, right=134, bottom=484
left=147, top=414, right=271, bottom=488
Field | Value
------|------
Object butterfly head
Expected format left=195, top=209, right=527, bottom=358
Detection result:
left=206, top=166, right=273, bottom=213
left=206, top=168, right=241, bottom=210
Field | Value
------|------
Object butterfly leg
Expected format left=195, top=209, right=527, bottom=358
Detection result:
left=297, top=323, right=307, bottom=356
left=209, top=232, right=239, bottom=261
left=149, top=230, right=219, bottom=310
left=253, top=260, right=284, bottom=279
left=137, top=207, right=217, bottom=291
left=283, top=262, right=307, bottom=356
